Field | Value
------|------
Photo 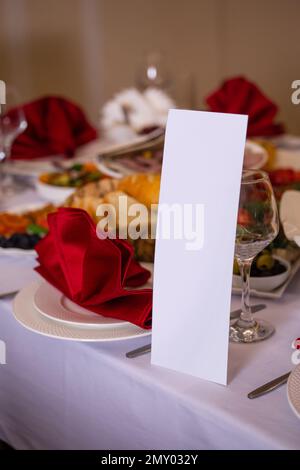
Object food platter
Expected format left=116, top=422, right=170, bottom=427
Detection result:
left=0, top=203, right=53, bottom=256
left=232, top=256, right=300, bottom=299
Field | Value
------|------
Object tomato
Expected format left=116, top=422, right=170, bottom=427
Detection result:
left=269, top=169, right=295, bottom=186
left=237, top=208, right=252, bottom=225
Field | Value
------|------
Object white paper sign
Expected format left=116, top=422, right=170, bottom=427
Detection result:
left=151, top=109, right=248, bottom=385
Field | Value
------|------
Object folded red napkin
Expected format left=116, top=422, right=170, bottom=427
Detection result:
left=35, top=208, right=152, bottom=329
left=206, top=76, right=284, bottom=137
left=8, top=96, right=97, bottom=160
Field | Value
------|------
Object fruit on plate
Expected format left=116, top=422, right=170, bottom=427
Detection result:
left=268, top=168, right=300, bottom=200
left=256, top=252, right=274, bottom=271
left=64, top=173, right=160, bottom=262
left=64, top=178, right=119, bottom=221
left=253, top=140, right=276, bottom=170
left=269, top=168, right=298, bottom=186
left=0, top=213, right=30, bottom=237
left=39, top=163, right=103, bottom=188
left=0, top=233, right=42, bottom=250
left=118, top=173, right=160, bottom=207
left=0, top=204, right=55, bottom=249
left=64, top=173, right=161, bottom=219
left=234, top=249, right=287, bottom=278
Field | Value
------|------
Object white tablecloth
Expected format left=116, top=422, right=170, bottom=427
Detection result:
left=0, top=188, right=299, bottom=449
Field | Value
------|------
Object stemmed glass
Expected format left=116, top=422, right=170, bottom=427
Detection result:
left=230, top=170, right=279, bottom=343
left=135, top=51, right=171, bottom=90
left=0, top=86, right=27, bottom=195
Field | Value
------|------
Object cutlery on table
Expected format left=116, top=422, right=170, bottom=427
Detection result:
left=126, top=343, right=151, bottom=359
left=0, top=291, right=18, bottom=299
left=126, top=303, right=266, bottom=358
left=248, top=371, right=291, bottom=399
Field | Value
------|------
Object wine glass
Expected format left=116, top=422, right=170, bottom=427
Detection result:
left=0, top=86, right=27, bottom=196
left=230, top=169, right=279, bottom=343
left=135, top=51, right=171, bottom=90
left=0, top=87, right=27, bottom=162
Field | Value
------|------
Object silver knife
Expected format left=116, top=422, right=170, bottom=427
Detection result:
left=248, top=372, right=291, bottom=399
left=126, top=343, right=151, bottom=358
left=126, top=303, right=266, bottom=359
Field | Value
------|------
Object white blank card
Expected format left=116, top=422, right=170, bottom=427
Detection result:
left=151, top=109, right=248, bottom=385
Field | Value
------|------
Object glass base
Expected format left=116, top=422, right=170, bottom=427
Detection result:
left=0, top=173, right=30, bottom=201
left=229, top=318, right=275, bottom=343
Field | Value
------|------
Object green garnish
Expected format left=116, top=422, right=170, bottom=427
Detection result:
left=86, top=172, right=101, bottom=181
left=27, top=224, right=48, bottom=235
left=71, top=163, right=83, bottom=171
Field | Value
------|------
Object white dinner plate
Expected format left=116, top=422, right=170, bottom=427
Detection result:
left=13, top=282, right=152, bottom=342
left=34, top=262, right=153, bottom=328
left=243, top=141, right=268, bottom=170
left=0, top=246, right=36, bottom=257
left=287, top=364, right=300, bottom=419
left=2, top=158, right=63, bottom=177
left=35, top=180, right=75, bottom=204
left=34, top=281, right=130, bottom=328
left=0, top=254, right=38, bottom=297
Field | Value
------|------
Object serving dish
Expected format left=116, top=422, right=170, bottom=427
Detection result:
left=0, top=203, right=54, bottom=256
left=232, top=255, right=291, bottom=292
left=232, top=256, right=300, bottom=299
left=36, top=162, right=104, bottom=204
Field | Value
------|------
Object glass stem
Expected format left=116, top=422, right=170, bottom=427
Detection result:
left=0, top=145, right=12, bottom=199
left=4, top=143, right=11, bottom=160
left=237, top=258, right=255, bottom=325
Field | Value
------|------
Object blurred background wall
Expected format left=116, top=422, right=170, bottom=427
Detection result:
left=0, top=0, right=300, bottom=133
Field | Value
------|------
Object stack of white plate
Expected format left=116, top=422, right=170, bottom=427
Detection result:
left=13, top=263, right=153, bottom=342
left=287, top=365, right=300, bottom=420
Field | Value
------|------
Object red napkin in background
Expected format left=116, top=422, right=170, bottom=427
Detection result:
left=35, top=208, right=153, bottom=329
left=8, top=96, right=98, bottom=160
left=206, top=76, right=284, bottom=137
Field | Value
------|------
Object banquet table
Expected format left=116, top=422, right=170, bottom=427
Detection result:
left=0, top=186, right=299, bottom=450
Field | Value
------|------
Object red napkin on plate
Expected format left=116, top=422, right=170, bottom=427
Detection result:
left=35, top=208, right=153, bottom=329
left=206, top=76, right=284, bottom=137
left=8, top=96, right=98, bottom=160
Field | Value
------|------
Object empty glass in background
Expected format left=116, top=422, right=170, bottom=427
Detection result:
left=0, top=86, right=27, bottom=197
left=135, top=51, right=171, bottom=91
left=135, top=51, right=195, bottom=109
left=230, top=169, right=279, bottom=343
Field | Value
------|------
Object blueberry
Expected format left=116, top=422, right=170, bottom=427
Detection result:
left=0, top=236, right=8, bottom=248
left=0, top=232, right=41, bottom=250
left=27, top=235, right=40, bottom=249
left=6, top=237, right=16, bottom=248
left=10, top=233, right=23, bottom=243
left=30, top=234, right=41, bottom=245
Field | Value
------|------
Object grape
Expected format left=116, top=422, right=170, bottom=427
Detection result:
left=0, top=233, right=42, bottom=250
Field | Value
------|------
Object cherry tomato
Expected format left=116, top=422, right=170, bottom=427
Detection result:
left=237, top=208, right=252, bottom=225
left=269, top=169, right=295, bottom=186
